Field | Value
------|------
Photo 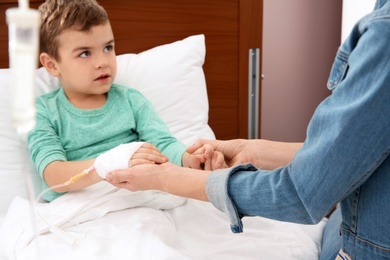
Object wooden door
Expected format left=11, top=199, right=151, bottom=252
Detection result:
left=102, top=0, right=263, bottom=139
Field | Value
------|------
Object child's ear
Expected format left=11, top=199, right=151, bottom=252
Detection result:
left=40, top=53, right=60, bottom=77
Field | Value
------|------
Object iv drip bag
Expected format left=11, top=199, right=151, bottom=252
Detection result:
left=6, top=7, right=40, bottom=134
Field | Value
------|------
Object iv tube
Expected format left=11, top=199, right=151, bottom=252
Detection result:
left=18, top=0, right=29, bottom=10
left=34, top=166, right=94, bottom=245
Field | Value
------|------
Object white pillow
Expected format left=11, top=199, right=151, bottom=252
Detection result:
left=0, top=34, right=215, bottom=216
left=115, top=35, right=214, bottom=145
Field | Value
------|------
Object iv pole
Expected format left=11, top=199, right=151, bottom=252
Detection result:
left=6, top=0, right=40, bottom=257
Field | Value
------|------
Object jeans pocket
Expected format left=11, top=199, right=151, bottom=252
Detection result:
left=327, top=50, right=349, bottom=90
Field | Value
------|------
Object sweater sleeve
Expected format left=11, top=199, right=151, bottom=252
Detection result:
left=126, top=89, right=186, bottom=165
left=28, top=97, right=67, bottom=177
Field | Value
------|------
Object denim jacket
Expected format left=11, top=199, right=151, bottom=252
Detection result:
left=206, top=0, right=390, bottom=258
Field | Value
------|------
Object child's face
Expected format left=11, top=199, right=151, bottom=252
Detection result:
left=50, top=22, right=116, bottom=101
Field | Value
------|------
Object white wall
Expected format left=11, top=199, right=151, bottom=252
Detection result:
left=261, top=0, right=342, bottom=142
left=260, top=0, right=377, bottom=142
left=342, top=0, right=376, bottom=42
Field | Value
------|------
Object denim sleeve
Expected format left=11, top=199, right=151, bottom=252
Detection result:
left=205, top=164, right=258, bottom=233
left=205, top=10, right=390, bottom=230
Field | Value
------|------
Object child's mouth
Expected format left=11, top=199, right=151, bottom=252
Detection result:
left=95, top=74, right=110, bottom=81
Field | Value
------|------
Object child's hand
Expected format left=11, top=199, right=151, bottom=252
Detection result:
left=182, top=151, right=203, bottom=169
left=189, top=143, right=214, bottom=161
left=202, top=150, right=228, bottom=170
left=129, top=143, right=168, bottom=166
left=183, top=144, right=228, bottom=170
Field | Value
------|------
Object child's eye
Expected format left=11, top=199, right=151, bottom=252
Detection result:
left=79, top=51, right=90, bottom=58
left=104, top=44, right=114, bottom=52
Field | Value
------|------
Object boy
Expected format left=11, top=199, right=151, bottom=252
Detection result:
left=28, top=0, right=225, bottom=201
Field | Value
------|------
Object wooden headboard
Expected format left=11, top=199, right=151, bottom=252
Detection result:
left=0, top=0, right=263, bottom=140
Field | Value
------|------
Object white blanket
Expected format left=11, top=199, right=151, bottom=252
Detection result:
left=0, top=182, right=186, bottom=259
left=0, top=182, right=326, bottom=260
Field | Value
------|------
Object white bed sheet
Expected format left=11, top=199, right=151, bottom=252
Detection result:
left=0, top=182, right=326, bottom=260
left=0, top=216, right=4, bottom=229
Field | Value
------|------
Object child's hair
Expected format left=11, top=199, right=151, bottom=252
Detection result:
left=38, top=0, right=109, bottom=61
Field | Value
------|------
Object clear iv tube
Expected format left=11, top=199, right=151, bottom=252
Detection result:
left=34, top=183, right=82, bottom=245
left=34, top=166, right=94, bottom=245
left=35, top=184, right=67, bottom=228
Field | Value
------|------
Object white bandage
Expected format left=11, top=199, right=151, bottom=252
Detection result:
left=94, top=142, right=145, bottom=179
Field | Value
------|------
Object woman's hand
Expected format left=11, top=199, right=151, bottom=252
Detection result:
left=187, top=139, right=303, bottom=170
left=106, top=162, right=210, bottom=201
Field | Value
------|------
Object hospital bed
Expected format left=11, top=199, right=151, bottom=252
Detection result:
left=0, top=1, right=326, bottom=259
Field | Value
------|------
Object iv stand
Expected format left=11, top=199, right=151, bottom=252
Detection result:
left=6, top=0, right=40, bottom=257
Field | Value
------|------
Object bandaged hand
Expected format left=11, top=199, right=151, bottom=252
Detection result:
left=94, top=142, right=168, bottom=179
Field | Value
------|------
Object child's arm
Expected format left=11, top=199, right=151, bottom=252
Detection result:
left=45, top=142, right=168, bottom=192
left=43, top=159, right=101, bottom=192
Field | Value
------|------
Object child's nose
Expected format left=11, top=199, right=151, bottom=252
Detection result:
left=95, top=54, right=109, bottom=69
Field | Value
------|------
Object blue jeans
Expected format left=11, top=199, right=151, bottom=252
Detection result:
left=320, top=208, right=342, bottom=260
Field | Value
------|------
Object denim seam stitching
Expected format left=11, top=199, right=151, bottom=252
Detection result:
left=341, top=227, right=390, bottom=252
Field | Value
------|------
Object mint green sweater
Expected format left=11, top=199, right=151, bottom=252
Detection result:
left=28, top=84, right=186, bottom=201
